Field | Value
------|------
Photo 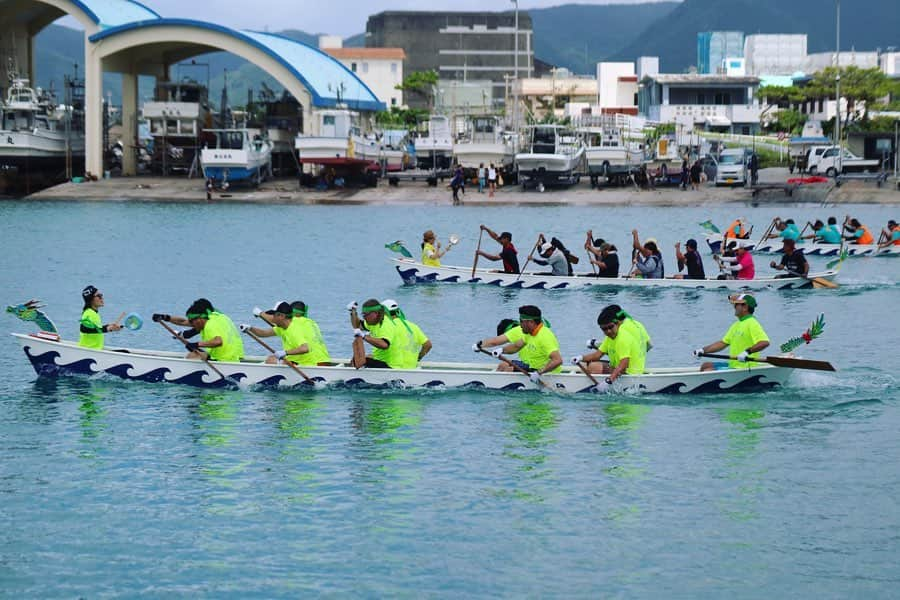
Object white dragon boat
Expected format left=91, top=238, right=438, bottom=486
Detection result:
left=12, top=333, right=793, bottom=395
left=704, top=234, right=900, bottom=257
left=391, top=258, right=839, bottom=290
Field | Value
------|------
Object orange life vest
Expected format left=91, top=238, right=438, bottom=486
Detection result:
left=724, top=220, right=747, bottom=239
left=892, top=225, right=900, bottom=246
left=856, top=225, right=874, bottom=245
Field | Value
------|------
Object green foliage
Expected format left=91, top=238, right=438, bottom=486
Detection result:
left=375, top=107, right=430, bottom=128
left=755, top=147, right=788, bottom=169
left=395, top=70, right=439, bottom=109
left=764, top=108, right=807, bottom=135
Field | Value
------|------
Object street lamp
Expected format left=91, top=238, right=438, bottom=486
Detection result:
left=835, top=0, right=842, bottom=173
left=511, top=0, right=519, bottom=131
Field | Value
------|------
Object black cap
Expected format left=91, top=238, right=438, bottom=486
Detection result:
left=265, top=301, right=293, bottom=315
left=686, top=238, right=698, bottom=249
left=500, top=231, right=512, bottom=240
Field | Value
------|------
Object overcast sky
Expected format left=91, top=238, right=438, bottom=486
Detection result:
left=127, top=0, right=676, bottom=37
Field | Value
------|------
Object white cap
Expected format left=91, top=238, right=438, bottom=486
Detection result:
left=540, top=242, right=554, bottom=253
left=381, top=299, right=399, bottom=311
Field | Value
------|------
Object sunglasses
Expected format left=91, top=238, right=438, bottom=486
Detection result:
left=96, top=293, right=104, bottom=299
left=600, top=323, right=616, bottom=332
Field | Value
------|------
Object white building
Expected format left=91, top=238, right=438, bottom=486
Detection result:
left=596, top=62, right=638, bottom=115
left=320, top=37, right=406, bottom=108
left=803, top=51, right=879, bottom=73
left=744, top=34, right=807, bottom=76
left=881, top=52, right=900, bottom=77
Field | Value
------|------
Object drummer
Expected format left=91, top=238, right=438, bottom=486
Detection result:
left=421, top=230, right=450, bottom=266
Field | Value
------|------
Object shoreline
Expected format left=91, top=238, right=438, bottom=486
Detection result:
left=18, top=170, right=900, bottom=206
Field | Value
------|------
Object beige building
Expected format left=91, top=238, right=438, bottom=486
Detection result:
left=321, top=39, right=406, bottom=108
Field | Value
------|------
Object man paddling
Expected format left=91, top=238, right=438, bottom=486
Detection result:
left=476, top=225, right=520, bottom=273
left=769, top=238, right=808, bottom=278
left=571, top=305, right=646, bottom=387
left=382, top=298, right=432, bottom=364
left=630, top=230, right=664, bottom=278
left=532, top=236, right=568, bottom=276
left=878, top=219, right=900, bottom=249
left=473, top=305, right=562, bottom=383
left=674, top=239, right=705, bottom=279
left=154, top=299, right=243, bottom=361
left=693, top=293, right=769, bottom=371
left=843, top=217, right=875, bottom=245
left=348, top=299, right=416, bottom=369
left=288, top=301, right=331, bottom=364
left=241, top=301, right=329, bottom=366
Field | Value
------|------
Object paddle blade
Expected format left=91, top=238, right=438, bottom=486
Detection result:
left=385, top=241, right=413, bottom=258
left=699, top=220, right=720, bottom=234
left=765, top=355, right=836, bottom=371
left=812, top=277, right=838, bottom=289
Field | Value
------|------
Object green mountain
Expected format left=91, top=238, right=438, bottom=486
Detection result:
left=529, top=3, right=679, bottom=74
left=612, top=0, right=900, bottom=72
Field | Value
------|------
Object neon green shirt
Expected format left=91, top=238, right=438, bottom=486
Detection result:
left=390, top=317, right=429, bottom=365
left=273, top=318, right=316, bottom=366
left=505, top=325, right=538, bottom=367
left=366, top=316, right=416, bottom=369
left=202, top=311, right=244, bottom=361
left=296, top=316, right=330, bottom=364
left=599, top=327, right=645, bottom=374
left=513, top=323, right=562, bottom=373
left=621, top=317, right=651, bottom=353
left=722, top=314, right=769, bottom=369
left=78, top=307, right=104, bottom=349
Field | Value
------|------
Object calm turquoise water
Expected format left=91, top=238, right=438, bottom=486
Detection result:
left=2, top=200, right=899, bottom=597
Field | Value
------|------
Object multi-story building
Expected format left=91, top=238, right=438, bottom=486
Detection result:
left=803, top=51, right=879, bottom=73
left=596, top=62, right=638, bottom=115
left=697, top=31, right=745, bottom=75
left=744, top=34, right=807, bottom=76
left=365, top=11, right=534, bottom=109
left=319, top=36, right=406, bottom=109
left=638, top=73, right=762, bottom=134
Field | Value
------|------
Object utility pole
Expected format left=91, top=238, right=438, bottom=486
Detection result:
left=835, top=0, right=842, bottom=173
left=511, top=0, right=519, bottom=132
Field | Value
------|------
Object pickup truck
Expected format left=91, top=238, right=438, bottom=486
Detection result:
left=807, top=146, right=881, bottom=177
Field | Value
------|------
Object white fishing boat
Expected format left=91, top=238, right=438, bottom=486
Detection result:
left=390, top=257, right=839, bottom=290
left=515, top=124, right=585, bottom=191
left=142, top=78, right=211, bottom=175
left=294, top=107, right=382, bottom=173
left=453, top=116, right=515, bottom=172
left=0, top=75, right=84, bottom=193
left=12, top=333, right=794, bottom=395
left=200, top=128, right=273, bottom=186
left=576, top=115, right=643, bottom=185
left=704, top=235, right=900, bottom=257
left=413, top=115, right=453, bottom=169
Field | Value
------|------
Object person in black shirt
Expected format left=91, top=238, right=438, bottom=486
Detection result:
left=588, top=243, right=620, bottom=278
left=674, top=238, right=706, bottom=279
left=477, top=224, right=520, bottom=274
left=769, top=238, right=808, bottom=278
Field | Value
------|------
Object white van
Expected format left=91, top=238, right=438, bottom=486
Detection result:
left=715, top=148, right=748, bottom=186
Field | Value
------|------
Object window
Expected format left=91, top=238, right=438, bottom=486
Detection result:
left=362, top=62, right=369, bottom=73
left=351, top=62, right=357, bottom=72
left=391, top=97, right=397, bottom=106
left=323, top=115, right=336, bottom=125
left=698, top=93, right=705, bottom=105
left=391, top=63, right=398, bottom=74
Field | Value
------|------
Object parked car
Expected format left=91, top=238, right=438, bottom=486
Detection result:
left=698, top=154, right=717, bottom=182
left=715, top=148, right=748, bottom=186
left=808, top=146, right=881, bottom=177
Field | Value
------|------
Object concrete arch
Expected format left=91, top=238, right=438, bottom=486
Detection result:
left=84, top=19, right=383, bottom=174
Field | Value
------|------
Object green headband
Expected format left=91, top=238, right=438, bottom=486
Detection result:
left=292, top=307, right=308, bottom=317
left=504, top=321, right=518, bottom=333
left=362, top=304, right=384, bottom=314
left=616, top=310, right=630, bottom=320
left=187, top=309, right=213, bottom=320
left=519, top=313, right=541, bottom=322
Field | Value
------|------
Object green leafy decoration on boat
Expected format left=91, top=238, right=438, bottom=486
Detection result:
left=385, top=241, right=413, bottom=258
left=780, top=313, right=825, bottom=353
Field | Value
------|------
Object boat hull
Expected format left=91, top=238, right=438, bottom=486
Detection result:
left=13, top=333, right=792, bottom=395
left=391, top=258, right=838, bottom=290
left=453, top=142, right=514, bottom=170
left=705, top=234, right=900, bottom=256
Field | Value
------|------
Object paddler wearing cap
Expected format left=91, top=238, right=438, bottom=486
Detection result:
left=240, top=301, right=329, bottom=366
left=532, top=234, right=568, bottom=276
left=693, top=294, right=770, bottom=371
left=674, top=239, right=705, bottom=279
left=630, top=229, right=664, bottom=278
left=348, top=298, right=417, bottom=369
left=382, top=298, right=432, bottom=363
left=477, top=224, right=520, bottom=274
left=715, top=240, right=755, bottom=280
left=153, top=299, right=243, bottom=361
left=769, top=237, right=808, bottom=278
left=78, top=285, right=122, bottom=349
left=473, top=305, right=562, bottom=383
left=571, top=305, right=647, bottom=388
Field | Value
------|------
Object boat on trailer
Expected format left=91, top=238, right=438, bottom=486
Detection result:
left=391, top=258, right=839, bottom=290
left=13, top=333, right=793, bottom=394
left=705, top=234, right=900, bottom=257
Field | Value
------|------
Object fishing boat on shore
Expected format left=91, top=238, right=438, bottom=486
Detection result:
left=200, top=128, right=273, bottom=186
left=705, top=234, right=900, bottom=257
left=453, top=116, right=515, bottom=173
left=390, top=258, right=839, bottom=290
left=12, top=332, right=795, bottom=394
left=515, top=124, right=585, bottom=191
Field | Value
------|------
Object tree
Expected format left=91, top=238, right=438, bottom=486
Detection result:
left=395, top=70, right=438, bottom=110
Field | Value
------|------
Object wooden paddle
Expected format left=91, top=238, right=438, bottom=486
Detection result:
left=785, top=268, right=838, bottom=289
left=574, top=360, right=600, bottom=386
left=585, top=231, right=597, bottom=276
left=755, top=217, right=777, bottom=250
left=699, top=352, right=835, bottom=371
left=471, top=227, right=484, bottom=279
left=157, top=320, right=233, bottom=384
left=478, top=347, right=546, bottom=387
left=516, top=235, right=543, bottom=281
left=242, top=328, right=314, bottom=384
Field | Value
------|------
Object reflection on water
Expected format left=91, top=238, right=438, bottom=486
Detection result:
left=190, top=391, right=239, bottom=448
left=349, top=396, right=422, bottom=461
left=497, top=398, right=560, bottom=502
left=600, top=403, right=652, bottom=524
left=716, top=407, right=766, bottom=522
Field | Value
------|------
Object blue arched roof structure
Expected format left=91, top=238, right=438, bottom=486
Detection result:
left=68, top=0, right=160, bottom=27
left=90, top=19, right=385, bottom=111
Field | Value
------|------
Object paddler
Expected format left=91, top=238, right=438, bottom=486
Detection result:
left=803, top=219, right=842, bottom=244
left=766, top=217, right=801, bottom=241
left=473, top=305, right=562, bottom=383
left=289, top=300, right=331, bottom=364
left=571, top=305, right=647, bottom=388
left=348, top=298, right=416, bottom=369
left=674, top=238, right=705, bottom=279
left=153, top=299, right=244, bottom=361
left=77, top=285, right=122, bottom=349
left=878, top=219, right=900, bottom=249
left=843, top=217, right=874, bottom=245
left=630, top=229, right=664, bottom=278
left=723, top=218, right=749, bottom=240
left=240, top=301, right=329, bottom=366
left=769, top=238, right=808, bottom=278
left=476, top=225, right=520, bottom=274
left=382, top=298, right=432, bottom=363
left=693, top=293, right=769, bottom=371
left=716, top=241, right=755, bottom=280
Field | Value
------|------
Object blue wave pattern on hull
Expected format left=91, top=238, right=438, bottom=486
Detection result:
left=203, top=166, right=258, bottom=182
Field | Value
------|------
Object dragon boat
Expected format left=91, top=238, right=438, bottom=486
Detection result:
left=704, top=234, right=900, bottom=257
left=390, top=258, right=839, bottom=290
left=13, top=332, right=795, bottom=395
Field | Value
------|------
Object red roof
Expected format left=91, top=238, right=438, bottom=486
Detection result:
left=617, top=76, right=638, bottom=82
left=325, top=48, right=406, bottom=60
